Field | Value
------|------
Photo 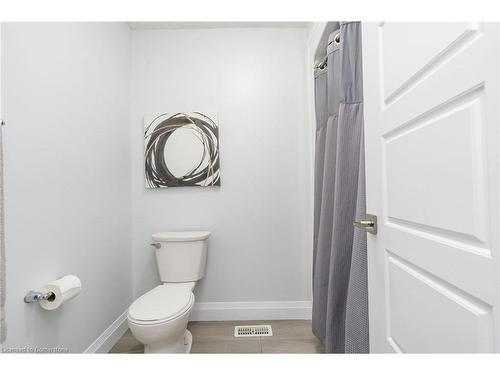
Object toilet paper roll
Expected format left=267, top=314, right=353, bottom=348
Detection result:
left=39, top=275, right=82, bottom=311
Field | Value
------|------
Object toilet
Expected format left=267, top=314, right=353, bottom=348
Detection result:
left=127, top=231, right=210, bottom=353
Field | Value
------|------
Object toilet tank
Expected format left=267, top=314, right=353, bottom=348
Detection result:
left=152, top=231, right=210, bottom=282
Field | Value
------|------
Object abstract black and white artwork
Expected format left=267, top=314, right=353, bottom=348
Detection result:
left=144, top=112, right=221, bottom=188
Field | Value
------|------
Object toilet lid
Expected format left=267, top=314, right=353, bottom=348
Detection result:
left=128, top=284, right=194, bottom=322
left=152, top=231, right=210, bottom=242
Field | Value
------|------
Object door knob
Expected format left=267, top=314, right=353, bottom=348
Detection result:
left=353, top=214, right=377, bottom=234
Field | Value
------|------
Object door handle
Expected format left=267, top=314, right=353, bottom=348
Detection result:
left=353, top=214, right=377, bottom=234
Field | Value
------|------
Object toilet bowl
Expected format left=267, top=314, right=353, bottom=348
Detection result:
left=128, top=282, right=195, bottom=353
left=127, top=231, right=210, bottom=353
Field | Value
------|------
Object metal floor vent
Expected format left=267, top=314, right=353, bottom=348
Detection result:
left=234, top=325, right=273, bottom=337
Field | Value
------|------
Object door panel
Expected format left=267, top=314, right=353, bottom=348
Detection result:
left=381, top=22, right=478, bottom=104
left=384, top=94, right=487, bottom=241
left=363, top=22, right=500, bottom=353
left=385, top=226, right=495, bottom=305
left=388, top=253, right=493, bottom=353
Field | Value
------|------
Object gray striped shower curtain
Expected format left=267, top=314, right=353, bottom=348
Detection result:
left=312, top=21, right=369, bottom=353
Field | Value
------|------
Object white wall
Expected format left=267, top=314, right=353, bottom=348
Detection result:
left=130, top=28, right=313, bottom=306
left=2, top=23, right=132, bottom=352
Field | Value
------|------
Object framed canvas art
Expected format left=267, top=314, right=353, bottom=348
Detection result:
left=144, top=112, right=221, bottom=188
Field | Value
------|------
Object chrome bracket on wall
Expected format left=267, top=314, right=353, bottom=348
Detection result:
left=24, top=290, right=54, bottom=303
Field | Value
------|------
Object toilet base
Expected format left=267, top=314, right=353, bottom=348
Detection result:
left=143, top=329, right=193, bottom=354
left=184, top=329, right=193, bottom=353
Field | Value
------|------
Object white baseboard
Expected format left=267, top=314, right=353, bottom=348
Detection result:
left=190, top=301, right=312, bottom=321
left=84, top=309, right=128, bottom=353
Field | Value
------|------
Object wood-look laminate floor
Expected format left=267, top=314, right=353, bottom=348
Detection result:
left=110, top=320, right=323, bottom=354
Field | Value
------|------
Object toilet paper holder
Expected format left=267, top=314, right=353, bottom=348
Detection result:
left=24, top=290, right=55, bottom=303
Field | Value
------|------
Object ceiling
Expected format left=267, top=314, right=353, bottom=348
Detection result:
left=128, top=22, right=310, bottom=30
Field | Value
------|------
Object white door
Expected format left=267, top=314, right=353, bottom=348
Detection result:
left=362, top=22, right=500, bottom=353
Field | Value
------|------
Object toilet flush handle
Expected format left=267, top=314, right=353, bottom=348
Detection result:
left=150, top=243, right=161, bottom=249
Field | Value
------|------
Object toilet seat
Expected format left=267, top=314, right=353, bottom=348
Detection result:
left=128, top=283, right=194, bottom=325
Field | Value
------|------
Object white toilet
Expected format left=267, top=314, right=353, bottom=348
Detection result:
left=127, top=231, right=210, bottom=353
